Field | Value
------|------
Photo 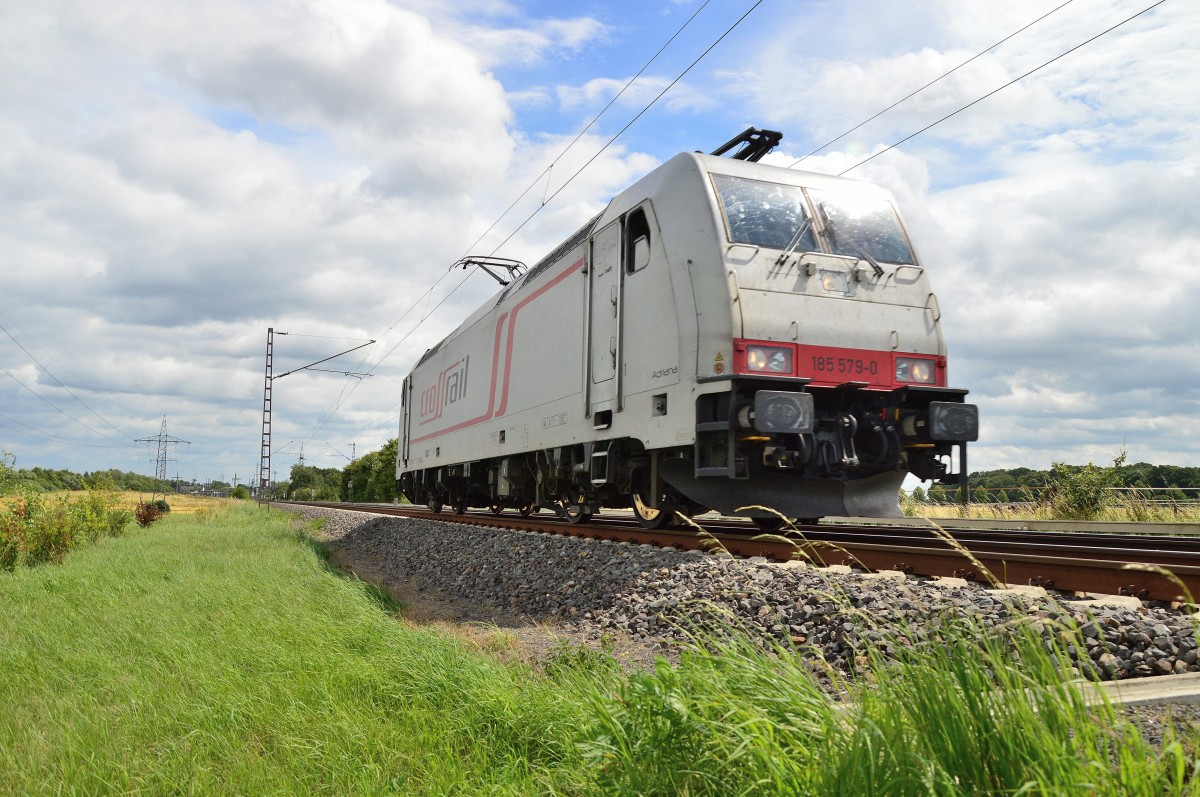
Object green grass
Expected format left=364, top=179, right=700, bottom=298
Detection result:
left=0, top=503, right=602, bottom=795
left=2, top=503, right=1198, bottom=795
left=578, top=621, right=1200, bottom=796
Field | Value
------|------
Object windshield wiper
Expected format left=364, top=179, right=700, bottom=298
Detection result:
left=774, top=216, right=814, bottom=266
left=817, top=200, right=887, bottom=278
left=836, top=234, right=885, bottom=278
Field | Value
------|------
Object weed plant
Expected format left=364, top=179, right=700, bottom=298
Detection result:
left=578, top=612, right=1200, bottom=795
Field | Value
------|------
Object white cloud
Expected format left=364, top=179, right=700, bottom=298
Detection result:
left=418, top=6, right=610, bottom=69
left=3, top=0, right=1197, bottom=485
left=0, top=0, right=653, bottom=479
left=738, top=0, right=1197, bottom=166
left=554, top=75, right=717, bottom=114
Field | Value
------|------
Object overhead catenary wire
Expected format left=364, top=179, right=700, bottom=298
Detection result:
left=304, top=0, right=1157, bottom=462
left=364, top=0, right=765, bottom=380
left=305, top=0, right=766, bottom=453
left=485, top=0, right=767, bottom=258
left=0, top=309, right=137, bottom=444
left=788, top=0, right=1078, bottom=168
left=0, top=362, right=132, bottom=448
left=838, top=0, right=1167, bottom=176
left=307, top=0, right=722, bottom=414
left=409, top=0, right=766, bottom=336
left=0, top=412, right=129, bottom=449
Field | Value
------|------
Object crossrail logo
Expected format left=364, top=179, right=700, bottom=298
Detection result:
left=418, top=356, right=469, bottom=425
left=408, top=256, right=584, bottom=445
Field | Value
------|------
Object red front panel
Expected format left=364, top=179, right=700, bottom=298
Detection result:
left=733, top=339, right=945, bottom=388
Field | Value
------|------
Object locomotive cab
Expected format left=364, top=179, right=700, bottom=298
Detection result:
left=662, top=156, right=979, bottom=521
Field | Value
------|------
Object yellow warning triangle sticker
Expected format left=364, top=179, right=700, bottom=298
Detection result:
left=714, top=352, right=724, bottom=362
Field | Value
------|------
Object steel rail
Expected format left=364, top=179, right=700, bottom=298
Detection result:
left=695, top=523, right=1200, bottom=567
left=797, top=523, right=1200, bottom=551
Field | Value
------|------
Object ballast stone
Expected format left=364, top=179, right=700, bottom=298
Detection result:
left=286, top=505, right=1200, bottom=683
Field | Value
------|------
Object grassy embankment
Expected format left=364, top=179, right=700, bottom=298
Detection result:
left=2, top=502, right=1198, bottom=795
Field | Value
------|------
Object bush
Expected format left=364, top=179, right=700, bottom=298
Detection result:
left=230, top=486, right=250, bottom=500
left=135, top=501, right=161, bottom=527
left=0, top=450, right=15, bottom=496
left=0, top=478, right=131, bottom=570
left=108, top=509, right=134, bottom=534
left=1046, top=451, right=1126, bottom=520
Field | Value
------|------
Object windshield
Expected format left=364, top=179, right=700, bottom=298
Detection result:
left=811, top=189, right=914, bottom=265
left=712, top=174, right=916, bottom=266
left=712, top=174, right=817, bottom=252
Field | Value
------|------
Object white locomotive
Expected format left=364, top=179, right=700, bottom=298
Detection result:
left=397, top=129, right=978, bottom=528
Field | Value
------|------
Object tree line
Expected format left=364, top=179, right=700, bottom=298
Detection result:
left=0, top=445, right=400, bottom=503
left=0, top=461, right=166, bottom=495
left=8, top=444, right=1193, bottom=508
left=280, top=439, right=398, bottom=503
left=920, top=456, right=1200, bottom=505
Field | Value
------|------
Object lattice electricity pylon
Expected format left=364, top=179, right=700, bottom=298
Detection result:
left=135, top=417, right=190, bottom=499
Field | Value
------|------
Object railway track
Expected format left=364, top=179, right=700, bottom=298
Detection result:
left=284, top=502, right=1200, bottom=604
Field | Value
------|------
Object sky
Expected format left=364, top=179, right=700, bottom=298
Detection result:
left=0, top=0, right=1196, bottom=487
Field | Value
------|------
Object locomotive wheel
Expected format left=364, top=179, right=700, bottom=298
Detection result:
left=632, top=493, right=677, bottom=530
left=751, top=516, right=789, bottom=533
left=565, top=494, right=592, bottom=525
left=518, top=503, right=535, bottom=517
left=428, top=500, right=443, bottom=513
left=452, top=497, right=467, bottom=515
left=489, top=503, right=504, bottom=516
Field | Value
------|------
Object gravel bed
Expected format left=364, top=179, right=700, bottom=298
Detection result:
left=287, top=505, right=1200, bottom=685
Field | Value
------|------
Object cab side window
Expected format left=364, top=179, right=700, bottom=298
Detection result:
left=625, top=207, right=651, bottom=274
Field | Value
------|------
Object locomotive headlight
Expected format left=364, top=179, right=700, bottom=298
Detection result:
left=753, top=391, right=815, bottom=434
left=895, top=357, right=936, bottom=384
left=928, top=401, right=979, bottom=441
left=746, top=345, right=794, bottom=374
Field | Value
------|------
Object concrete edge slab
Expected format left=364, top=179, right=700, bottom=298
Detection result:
left=1067, top=593, right=1146, bottom=610
left=1082, top=672, right=1200, bottom=707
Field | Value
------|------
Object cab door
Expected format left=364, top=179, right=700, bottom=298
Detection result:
left=400, top=375, right=412, bottom=467
left=587, top=221, right=622, bottom=419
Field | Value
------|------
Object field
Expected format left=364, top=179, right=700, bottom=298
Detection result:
left=0, top=490, right=227, bottom=514
left=2, top=502, right=1198, bottom=795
